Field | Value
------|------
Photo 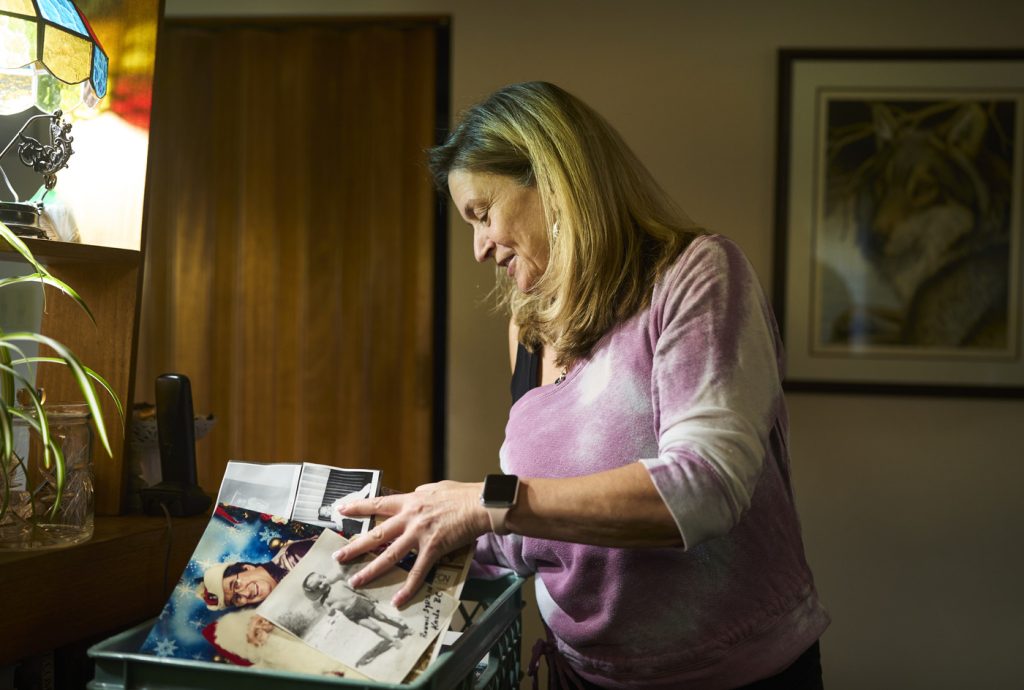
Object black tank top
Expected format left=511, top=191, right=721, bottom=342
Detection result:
left=510, top=343, right=540, bottom=404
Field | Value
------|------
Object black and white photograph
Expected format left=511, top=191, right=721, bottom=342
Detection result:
left=291, top=464, right=380, bottom=535
left=214, top=461, right=300, bottom=516
left=255, top=529, right=458, bottom=684
left=775, top=50, right=1024, bottom=394
left=213, top=461, right=380, bottom=536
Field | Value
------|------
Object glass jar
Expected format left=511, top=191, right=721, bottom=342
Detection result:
left=0, top=403, right=94, bottom=549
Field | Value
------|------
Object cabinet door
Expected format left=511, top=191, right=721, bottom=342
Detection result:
left=137, top=20, right=446, bottom=493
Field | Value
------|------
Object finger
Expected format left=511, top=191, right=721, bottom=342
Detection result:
left=338, top=493, right=404, bottom=518
left=348, top=533, right=419, bottom=588
left=335, top=519, right=398, bottom=562
left=391, top=553, right=436, bottom=608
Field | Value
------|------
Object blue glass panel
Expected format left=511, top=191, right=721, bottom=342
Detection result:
left=37, top=0, right=87, bottom=36
left=91, top=44, right=107, bottom=98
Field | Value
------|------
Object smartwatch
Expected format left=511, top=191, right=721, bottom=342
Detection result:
left=480, top=474, right=520, bottom=535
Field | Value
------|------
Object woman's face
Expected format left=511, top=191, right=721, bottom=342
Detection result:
left=448, top=169, right=550, bottom=292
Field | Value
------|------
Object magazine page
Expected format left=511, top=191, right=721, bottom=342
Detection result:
left=214, top=462, right=302, bottom=517
left=290, top=462, right=381, bottom=536
left=256, top=530, right=460, bottom=684
left=214, top=460, right=381, bottom=538
left=137, top=504, right=366, bottom=680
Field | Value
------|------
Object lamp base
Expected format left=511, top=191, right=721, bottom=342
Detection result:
left=0, top=201, right=46, bottom=239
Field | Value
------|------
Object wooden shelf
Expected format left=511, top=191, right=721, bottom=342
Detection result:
left=0, top=237, right=140, bottom=266
left=0, top=514, right=208, bottom=664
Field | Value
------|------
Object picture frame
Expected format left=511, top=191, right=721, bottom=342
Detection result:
left=773, top=49, right=1024, bottom=397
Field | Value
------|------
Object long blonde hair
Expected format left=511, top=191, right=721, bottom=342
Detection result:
left=429, top=81, right=703, bottom=366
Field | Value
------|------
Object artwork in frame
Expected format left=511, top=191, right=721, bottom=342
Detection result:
left=773, top=50, right=1024, bottom=396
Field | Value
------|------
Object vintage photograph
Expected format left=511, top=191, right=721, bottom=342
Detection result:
left=775, top=50, right=1024, bottom=393
left=214, top=461, right=381, bottom=536
left=215, top=461, right=300, bottom=516
left=256, top=530, right=460, bottom=684
left=292, top=464, right=379, bottom=535
left=139, top=505, right=330, bottom=663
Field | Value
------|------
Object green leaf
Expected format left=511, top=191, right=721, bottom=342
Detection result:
left=9, top=404, right=52, bottom=473
left=0, top=404, right=12, bottom=517
left=0, top=330, right=12, bottom=408
left=0, top=273, right=96, bottom=326
left=48, top=434, right=65, bottom=516
left=14, top=356, right=125, bottom=430
left=0, top=364, right=52, bottom=464
left=8, top=408, right=65, bottom=516
left=2, top=332, right=113, bottom=458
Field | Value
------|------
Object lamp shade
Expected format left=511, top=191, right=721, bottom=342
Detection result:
left=0, top=0, right=108, bottom=114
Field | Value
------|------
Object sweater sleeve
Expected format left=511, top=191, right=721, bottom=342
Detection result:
left=472, top=533, right=534, bottom=578
left=639, top=235, right=783, bottom=549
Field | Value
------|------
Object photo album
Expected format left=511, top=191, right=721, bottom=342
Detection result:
left=138, top=461, right=473, bottom=684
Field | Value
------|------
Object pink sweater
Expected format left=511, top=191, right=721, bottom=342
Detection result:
left=476, top=234, right=829, bottom=688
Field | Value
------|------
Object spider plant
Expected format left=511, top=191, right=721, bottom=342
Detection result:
left=0, top=220, right=123, bottom=525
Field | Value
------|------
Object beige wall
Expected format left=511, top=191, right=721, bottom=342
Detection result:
left=166, top=2, right=1024, bottom=687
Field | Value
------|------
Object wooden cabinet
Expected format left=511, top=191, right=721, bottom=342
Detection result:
left=0, top=514, right=207, bottom=665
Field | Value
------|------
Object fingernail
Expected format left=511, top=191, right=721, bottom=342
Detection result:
left=391, top=594, right=401, bottom=607
left=332, top=549, right=344, bottom=560
left=348, top=575, right=362, bottom=587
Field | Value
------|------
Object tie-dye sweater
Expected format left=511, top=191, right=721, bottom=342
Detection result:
left=475, top=234, right=830, bottom=689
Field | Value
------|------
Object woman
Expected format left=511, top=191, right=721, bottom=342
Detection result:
left=335, top=81, right=829, bottom=689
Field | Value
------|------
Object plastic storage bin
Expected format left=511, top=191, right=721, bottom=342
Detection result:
left=88, top=575, right=525, bottom=690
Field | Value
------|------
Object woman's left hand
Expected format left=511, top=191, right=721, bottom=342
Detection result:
left=332, top=480, right=489, bottom=608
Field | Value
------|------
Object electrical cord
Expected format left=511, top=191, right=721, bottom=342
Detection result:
left=158, top=502, right=173, bottom=598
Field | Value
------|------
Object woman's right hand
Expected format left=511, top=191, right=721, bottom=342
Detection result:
left=331, top=480, right=490, bottom=608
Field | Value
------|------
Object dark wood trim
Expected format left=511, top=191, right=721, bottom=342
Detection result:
left=432, top=20, right=451, bottom=483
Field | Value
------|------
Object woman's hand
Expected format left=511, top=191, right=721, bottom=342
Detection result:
left=332, top=480, right=490, bottom=608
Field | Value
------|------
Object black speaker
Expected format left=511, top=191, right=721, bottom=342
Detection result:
left=140, top=373, right=212, bottom=517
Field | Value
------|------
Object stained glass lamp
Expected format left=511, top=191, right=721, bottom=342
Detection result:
left=0, top=0, right=108, bottom=238
left=0, top=0, right=108, bottom=114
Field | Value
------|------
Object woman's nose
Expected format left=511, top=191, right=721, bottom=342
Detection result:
left=473, top=226, right=495, bottom=263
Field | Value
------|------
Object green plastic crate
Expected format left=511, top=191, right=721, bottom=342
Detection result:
left=88, top=575, right=525, bottom=690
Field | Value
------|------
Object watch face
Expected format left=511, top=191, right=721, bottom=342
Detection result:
left=483, top=474, right=519, bottom=504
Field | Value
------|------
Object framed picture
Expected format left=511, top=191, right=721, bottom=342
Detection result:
left=774, top=50, right=1024, bottom=396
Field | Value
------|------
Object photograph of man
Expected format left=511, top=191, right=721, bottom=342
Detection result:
left=302, top=571, right=413, bottom=666
left=196, top=537, right=315, bottom=610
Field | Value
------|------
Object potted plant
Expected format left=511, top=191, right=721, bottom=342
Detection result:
left=0, top=220, right=122, bottom=549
